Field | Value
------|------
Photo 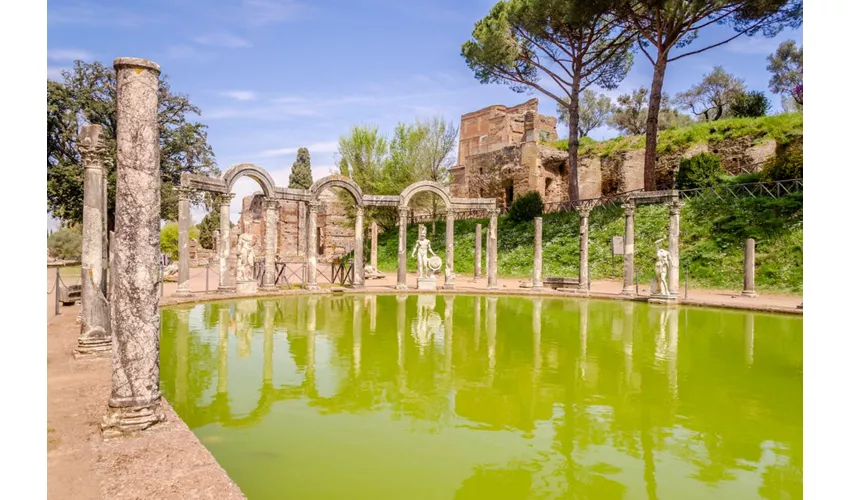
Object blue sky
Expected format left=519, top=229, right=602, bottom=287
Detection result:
left=47, top=0, right=801, bottom=228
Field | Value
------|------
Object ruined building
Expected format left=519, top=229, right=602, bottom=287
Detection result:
left=449, top=98, right=785, bottom=207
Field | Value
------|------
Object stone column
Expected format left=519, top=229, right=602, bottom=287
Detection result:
left=76, top=124, right=111, bottom=357
left=396, top=207, right=409, bottom=290
left=101, top=57, right=166, bottom=438
left=668, top=200, right=682, bottom=296
left=261, top=199, right=278, bottom=289
left=370, top=221, right=378, bottom=269
left=473, top=223, right=482, bottom=282
left=743, top=238, right=757, bottom=297
left=218, top=193, right=235, bottom=292
left=102, top=166, right=109, bottom=298
left=487, top=209, right=498, bottom=289
left=306, top=201, right=320, bottom=290
left=353, top=206, right=365, bottom=288
left=578, top=204, right=591, bottom=292
left=622, top=201, right=636, bottom=297
left=532, top=216, right=543, bottom=291
left=175, top=187, right=192, bottom=297
left=444, top=208, right=455, bottom=290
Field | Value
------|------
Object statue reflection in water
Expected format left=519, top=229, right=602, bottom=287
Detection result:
left=412, top=294, right=444, bottom=353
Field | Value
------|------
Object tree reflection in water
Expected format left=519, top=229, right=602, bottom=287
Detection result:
left=160, top=295, right=802, bottom=500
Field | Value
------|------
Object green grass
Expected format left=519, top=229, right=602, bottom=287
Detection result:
left=377, top=193, right=802, bottom=293
left=549, top=112, right=803, bottom=157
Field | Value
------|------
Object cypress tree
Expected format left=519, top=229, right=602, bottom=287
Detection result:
left=288, top=147, right=314, bottom=189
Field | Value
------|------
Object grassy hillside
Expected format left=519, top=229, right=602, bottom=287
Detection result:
left=376, top=193, right=802, bottom=293
left=549, top=112, right=803, bottom=158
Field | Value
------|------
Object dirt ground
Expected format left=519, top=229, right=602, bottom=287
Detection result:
left=46, top=264, right=801, bottom=498
left=47, top=301, right=244, bottom=499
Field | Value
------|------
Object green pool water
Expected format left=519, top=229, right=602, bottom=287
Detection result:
left=160, top=294, right=802, bottom=500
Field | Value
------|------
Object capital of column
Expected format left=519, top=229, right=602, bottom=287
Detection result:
left=623, top=202, right=635, bottom=217
left=488, top=208, right=500, bottom=218
left=578, top=202, right=592, bottom=218
left=445, top=207, right=454, bottom=217
left=668, top=199, right=683, bottom=215
left=308, top=200, right=321, bottom=211
left=78, top=124, right=107, bottom=170
left=262, top=198, right=279, bottom=211
left=177, top=186, right=194, bottom=202
left=355, top=206, right=364, bottom=217
left=218, top=193, right=236, bottom=206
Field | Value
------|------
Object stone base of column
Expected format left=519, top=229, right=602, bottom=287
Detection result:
left=305, top=284, right=320, bottom=291
left=73, top=328, right=111, bottom=359
left=443, top=283, right=455, bottom=290
left=236, top=280, right=258, bottom=294
left=649, top=293, right=678, bottom=305
left=741, top=290, right=758, bottom=298
left=395, top=284, right=408, bottom=291
left=217, top=285, right=236, bottom=293
left=351, top=283, right=364, bottom=289
left=101, top=402, right=166, bottom=439
left=173, top=286, right=192, bottom=297
left=487, top=284, right=499, bottom=290
left=620, top=285, right=637, bottom=298
left=259, top=283, right=278, bottom=291
left=558, top=288, right=589, bottom=297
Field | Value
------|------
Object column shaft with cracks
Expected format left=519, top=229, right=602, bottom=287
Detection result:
left=668, top=200, right=681, bottom=296
left=579, top=204, right=591, bottom=292
left=353, top=206, right=364, bottom=288
left=101, top=57, right=166, bottom=438
left=532, top=216, right=543, bottom=291
left=396, top=207, right=409, bottom=290
left=444, top=208, right=455, bottom=289
left=473, top=224, right=482, bottom=282
left=622, top=202, right=636, bottom=297
left=487, top=209, right=498, bottom=289
left=218, top=193, right=235, bottom=292
left=262, top=199, right=278, bottom=289
left=306, top=201, right=320, bottom=290
left=175, top=187, right=193, bottom=297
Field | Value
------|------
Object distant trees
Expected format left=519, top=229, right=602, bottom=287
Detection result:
left=674, top=66, right=745, bottom=121
left=614, top=0, right=801, bottom=189
left=197, top=207, right=221, bottom=250
left=47, top=60, right=218, bottom=225
left=608, top=87, right=691, bottom=136
left=288, top=147, right=314, bottom=190
left=557, top=90, right=614, bottom=138
left=336, top=117, right=458, bottom=230
left=462, top=0, right=634, bottom=201
left=730, top=91, right=771, bottom=118
left=47, top=224, right=82, bottom=261
left=767, top=40, right=803, bottom=108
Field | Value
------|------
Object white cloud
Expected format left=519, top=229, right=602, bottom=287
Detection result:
left=259, top=141, right=338, bottom=157
left=221, top=90, right=257, bottom=101
left=724, top=37, right=783, bottom=55
left=47, top=48, right=94, bottom=62
left=47, top=67, right=67, bottom=81
left=242, top=0, right=308, bottom=25
left=165, top=45, right=201, bottom=59
left=193, top=32, right=253, bottom=48
left=49, top=3, right=164, bottom=26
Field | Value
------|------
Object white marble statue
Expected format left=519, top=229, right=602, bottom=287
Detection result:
left=654, top=238, right=672, bottom=296
left=237, top=233, right=256, bottom=281
left=411, top=225, right=437, bottom=279
left=444, top=263, right=456, bottom=286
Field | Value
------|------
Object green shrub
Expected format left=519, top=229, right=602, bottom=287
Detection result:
left=762, top=134, right=803, bottom=181
left=48, top=225, right=82, bottom=260
left=677, top=152, right=724, bottom=190
left=507, top=191, right=544, bottom=223
left=730, top=91, right=771, bottom=118
left=161, top=222, right=180, bottom=260
left=197, top=208, right=220, bottom=249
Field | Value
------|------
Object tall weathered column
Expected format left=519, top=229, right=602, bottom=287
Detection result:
left=218, top=193, right=235, bottom=292
left=75, top=124, right=111, bottom=357
left=743, top=238, right=757, bottom=297
left=473, top=223, right=482, bottom=282
left=487, top=209, right=499, bottom=289
left=102, top=166, right=109, bottom=298
left=396, top=207, right=409, bottom=290
left=444, top=208, right=455, bottom=289
left=306, top=201, right=320, bottom=290
left=532, top=216, right=543, bottom=291
left=370, top=221, right=378, bottom=269
left=668, top=199, right=682, bottom=296
left=353, top=206, right=365, bottom=288
left=175, top=187, right=192, bottom=297
left=261, top=199, right=278, bottom=289
left=621, top=201, right=636, bottom=297
left=578, top=204, right=591, bottom=292
left=101, top=57, right=166, bottom=437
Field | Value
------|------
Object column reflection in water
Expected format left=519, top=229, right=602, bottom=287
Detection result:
left=262, top=300, right=274, bottom=387
left=474, top=296, right=481, bottom=351
left=444, top=296, right=454, bottom=378
left=306, top=296, right=317, bottom=397
left=667, top=307, right=679, bottom=401
left=217, top=307, right=230, bottom=395
left=353, top=297, right=362, bottom=377
left=623, top=301, right=634, bottom=389
left=396, top=294, right=407, bottom=392
left=175, top=308, right=190, bottom=409
left=235, top=300, right=257, bottom=358
left=745, top=312, right=754, bottom=367
left=579, top=299, right=588, bottom=381
left=367, top=294, right=377, bottom=334
left=486, top=297, right=497, bottom=386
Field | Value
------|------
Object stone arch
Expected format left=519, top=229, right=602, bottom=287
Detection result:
left=399, top=181, right=452, bottom=209
left=309, top=175, right=364, bottom=206
left=222, top=163, right=276, bottom=197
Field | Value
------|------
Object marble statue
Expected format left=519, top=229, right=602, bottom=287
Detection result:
left=237, top=233, right=256, bottom=281
left=654, top=238, right=672, bottom=296
left=444, top=263, right=456, bottom=286
left=411, top=225, right=437, bottom=279
left=364, top=263, right=385, bottom=279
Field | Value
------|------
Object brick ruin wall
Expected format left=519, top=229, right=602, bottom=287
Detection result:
left=451, top=134, right=785, bottom=205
